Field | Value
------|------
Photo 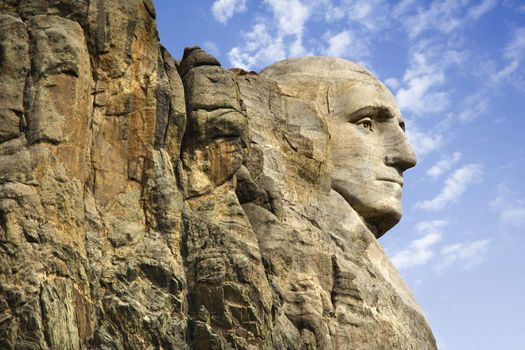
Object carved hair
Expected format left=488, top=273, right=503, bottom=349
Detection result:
left=261, top=56, right=375, bottom=81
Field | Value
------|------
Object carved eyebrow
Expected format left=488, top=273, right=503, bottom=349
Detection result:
left=347, top=106, right=396, bottom=121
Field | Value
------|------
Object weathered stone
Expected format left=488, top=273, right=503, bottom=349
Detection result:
left=0, top=1, right=188, bottom=349
left=0, top=14, right=28, bottom=143
left=232, top=57, right=435, bottom=349
left=17, top=0, right=90, bottom=27
left=0, top=1, right=436, bottom=349
left=25, top=15, right=92, bottom=147
left=178, top=47, right=248, bottom=198
left=159, top=46, right=186, bottom=162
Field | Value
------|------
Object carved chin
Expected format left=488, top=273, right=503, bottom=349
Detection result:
left=331, top=180, right=402, bottom=238
left=367, top=206, right=402, bottom=238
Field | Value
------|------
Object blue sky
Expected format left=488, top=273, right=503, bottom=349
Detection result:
left=154, top=1, right=525, bottom=348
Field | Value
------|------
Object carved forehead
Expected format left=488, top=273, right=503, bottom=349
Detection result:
left=261, top=56, right=399, bottom=117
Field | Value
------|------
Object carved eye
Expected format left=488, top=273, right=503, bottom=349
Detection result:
left=357, top=118, right=373, bottom=131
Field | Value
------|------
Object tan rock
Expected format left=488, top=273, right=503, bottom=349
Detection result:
left=0, top=14, right=28, bottom=143
left=234, top=57, right=435, bottom=349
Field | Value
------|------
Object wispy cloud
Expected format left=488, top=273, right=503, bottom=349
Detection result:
left=211, top=0, right=247, bottom=24
left=400, top=0, right=465, bottom=39
left=391, top=232, right=442, bottom=270
left=499, top=207, right=525, bottom=227
left=397, top=0, right=496, bottom=39
left=322, top=29, right=369, bottom=58
left=391, top=219, right=491, bottom=272
left=333, top=0, right=391, bottom=32
left=395, top=44, right=464, bottom=117
left=491, top=183, right=525, bottom=228
left=490, top=26, right=525, bottom=86
left=227, top=0, right=312, bottom=69
left=406, top=123, right=444, bottom=157
left=417, top=163, right=483, bottom=211
left=434, top=239, right=491, bottom=272
left=426, top=152, right=462, bottom=179
left=415, top=219, right=449, bottom=233
left=467, top=0, right=497, bottom=20
left=228, top=21, right=286, bottom=69
left=225, top=0, right=394, bottom=69
left=265, top=0, right=310, bottom=37
left=323, top=30, right=352, bottom=57
left=456, top=91, right=490, bottom=123
left=391, top=220, right=447, bottom=270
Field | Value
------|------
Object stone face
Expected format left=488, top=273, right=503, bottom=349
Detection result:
left=0, top=1, right=436, bottom=349
left=234, top=64, right=435, bottom=349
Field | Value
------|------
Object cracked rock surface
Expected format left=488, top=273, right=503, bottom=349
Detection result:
left=0, top=1, right=436, bottom=349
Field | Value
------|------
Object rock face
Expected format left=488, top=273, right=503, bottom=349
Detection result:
left=0, top=1, right=436, bottom=349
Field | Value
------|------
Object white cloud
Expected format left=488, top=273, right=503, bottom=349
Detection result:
left=212, top=0, right=247, bottom=24
left=391, top=0, right=500, bottom=122
left=467, top=0, right=497, bottom=20
left=264, top=0, right=310, bottom=36
left=342, top=0, right=391, bottom=32
left=289, top=37, right=308, bottom=56
left=405, top=124, right=444, bottom=157
left=499, top=207, right=525, bottom=227
left=321, top=1, right=346, bottom=22
left=349, top=1, right=375, bottom=21
left=456, top=91, right=489, bottom=123
left=504, top=27, right=525, bottom=65
left=391, top=232, right=442, bottom=270
left=401, top=0, right=465, bottom=39
left=395, top=46, right=464, bottom=117
left=492, top=27, right=525, bottom=84
left=324, top=30, right=352, bottom=57
left=228, top=21, right=287, bottom=69
left=391, top=219, right=491, bottom=272
left=397, top=0, right=496, bottom=39
left=227, top=0, right=312, bottom=70
left=417, top=163, right=483, bottom=211
left=426, top=152, right=462, bottom=179
left=397, top=72, right=449, bottom=116
left=392, top=0, right=417, bottom=17
left=309, top=0, right=392, bottom=30
left=322, top=30, right=369, bottom=58
left=434, top=239, right=491, bottom=272
left=491, top=184, right=525, bottom=228
left=391, top=220, right=448, bottom=270
left=415, top=219, right=449, bottom=234
left=226, top=0, right=397, bottom=69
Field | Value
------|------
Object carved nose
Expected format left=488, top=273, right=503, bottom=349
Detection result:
left=384, top=137, right=417, bottom=172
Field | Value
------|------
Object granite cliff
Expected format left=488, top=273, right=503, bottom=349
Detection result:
left=0, top=1, right=436, bottom=349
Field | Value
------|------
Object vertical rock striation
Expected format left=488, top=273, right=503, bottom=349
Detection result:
left=0, top=1, right=188, bottom=348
